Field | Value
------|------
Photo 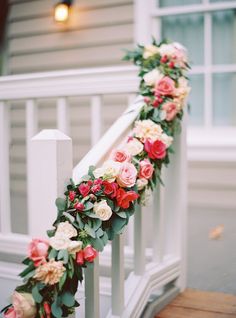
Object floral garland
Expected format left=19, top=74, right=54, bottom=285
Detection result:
left=1, top=40, right=190, bottom=318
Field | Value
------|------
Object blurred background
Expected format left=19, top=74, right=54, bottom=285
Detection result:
left=0, top=0, right=235, bottom=306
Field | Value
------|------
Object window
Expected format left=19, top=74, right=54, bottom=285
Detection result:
left=152, top=0, right=236, bottom=127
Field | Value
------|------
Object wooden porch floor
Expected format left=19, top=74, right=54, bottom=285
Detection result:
left=155, top=289, right=236, bottom=318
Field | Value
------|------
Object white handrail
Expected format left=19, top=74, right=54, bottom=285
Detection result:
left=73, top=96, right=144, bottom=183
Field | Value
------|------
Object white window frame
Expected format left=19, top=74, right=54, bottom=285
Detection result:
left=134, top=0, right=236, bottom=160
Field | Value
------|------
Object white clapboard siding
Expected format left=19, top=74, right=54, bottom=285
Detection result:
left=9, top=0, right=133, bottom=20
left=9, top=43, right=133, bottom=74
left=8, top=5, right=133, bottom=37
left=9, top=24, right=133, bottom=55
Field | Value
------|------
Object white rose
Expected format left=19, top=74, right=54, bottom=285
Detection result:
left=159, top=43, right=176, bottom=57
left=68, top=240, right=83, bottom=254
left=137, top=178, right=148, bottom=190
left=134, top=119, right=163, bottom=142
left=143, top=69, right=164, bottom=86
left=143, top=45, right=159, bottom=59
left=93, top=160, right=121, bottom=182
left=141, top=188, right=152, bottom=206
left=12, top=292, right=36, bottom=318
left=49, top=233, right=71, bottom=250
left=93, top=200, right=112, bottom=221
left=125, top=138, right=144, bottom=156
left=56, top=221, right=77, bottom=239
left=160, top=133, right=173, bottom=148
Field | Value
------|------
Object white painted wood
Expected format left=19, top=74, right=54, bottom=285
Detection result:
left=134, top=204, right=145, bottom=275
left=152, top=185, right=165, bottom=263
left=0, top=102, right=11, bottom=234
left=162, top=115, right=187, bottom=291
left=0, top=66, right=138, bottom=100
left=134, top=0, right=152, bottom=44
left=26, top=99, right=38, bottom=234
left=151, top=1, right=236, bottom=17
left=85, top=257, right=100, bottom=318
left=28, top=129, right=72, bottom=237
left=112, top=234, right=124, bottom=316
left=73, top=96, right=144, bottom=182
left=204, top=13, right=212, bottom=128
left=57, top=97, right=70, bottom=135
left=90, top=96, right=102, bottom=146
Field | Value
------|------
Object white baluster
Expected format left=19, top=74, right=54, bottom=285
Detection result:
left=90, top=96, right=102, bottom=146
left=85, top=257, right=100, bottom=318
left=162, top=114, right=187, bottom=290
left=152, top=185, right=165, bottom=263
left=26, top=99, right=38, bottom=232
left=134, top=204, right=145, bottom=275
left=112, top=234, right=124, bottom=316
left=0, top=102, right=11, bottom=233
left=57, top=97, right=70, bottom=135
left=28, top=129, right=72, bottom=237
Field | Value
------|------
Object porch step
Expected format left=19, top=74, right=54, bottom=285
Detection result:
left=155, top=289, right=236, bottom=318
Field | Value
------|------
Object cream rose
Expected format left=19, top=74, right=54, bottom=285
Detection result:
left=160, top=133, right=173, bottom=148
left=143, top=45, right=159, bottom=59
left=125, top=138, right=144, bottom=156
left=68, top=240, right=83, bottom=254
left=56, top=221, right=77, bottom=239
left=34, top=259, right=65, bottom=285
left=141, top=188, right=152, bottom=206
left=93, top=160, right=121, bottom=182
left=137, top=178, right=148, bottom=190
left=49, top=233, right=71, bottom=251
left=134, top=120, right=163, bottom=142
left=175, top=77, right=191, bottom=103
left=143, top=69, right=164, bottom=87
left=12, top=292, right=36, bottom=318
left=93, top=200, right=112, bottom=221
left=159, top=43, right=176, bottom=57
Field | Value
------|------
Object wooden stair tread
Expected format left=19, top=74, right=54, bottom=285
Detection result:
left=156, top=289, right=236, bottom=318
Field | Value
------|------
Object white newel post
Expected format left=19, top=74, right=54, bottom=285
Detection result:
left=28, top=129, right=72, bottom=237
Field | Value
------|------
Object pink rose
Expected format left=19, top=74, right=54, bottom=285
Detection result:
left=110, top=149, right=131, bottom=163
left=144, top=138, right=166, bottom=160
left=138, top=160, right=154, bottom=180
left=117, top=162, right=137, bottom=188
left=162, top=102, right=178, bottom=121
left=3, top=307, right=16, bottom=318
left=155, top=76, right=175, bottom=96
left=78, top=183, right=90, bottom=197
left=28, top=238, right=49, bottom=267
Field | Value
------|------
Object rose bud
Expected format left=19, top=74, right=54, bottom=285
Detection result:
left=68, top=191, right=76, bottom=202
left=76, top=250, right=84, bottom=265
left=74, top=202, right=85, bottom=211
left=3, top=307, right=16, bottom=318
left=169, top=61, right=175, bottom=68
left=89, top=194, right=97, bottom=201
left=160, top=55, right=168, bottom=63
left=84, top=245, right=98, bottom=263
left=43, top=302, right=51, bottom=315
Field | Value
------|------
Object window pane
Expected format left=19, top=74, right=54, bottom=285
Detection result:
left=161, top=14, right=204, bottom=65
left=213, top=73, right=236, bottom=125
left=159, top=0, right=202, bottom=7
left=212, top=10, right=236, bottom=64
left=188, top=74, right=204, bottom=125
left=210, top=0, right=236, bottom=2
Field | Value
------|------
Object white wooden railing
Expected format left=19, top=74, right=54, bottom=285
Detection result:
left=0, top=66, right=187, bottom=317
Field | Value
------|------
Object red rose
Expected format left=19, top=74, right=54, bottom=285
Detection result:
left=103, top=181, right=118, bottom=199
left=78, top=183, right=90, bottom=197
left=84, top=245, right=98, bottom=263
left=116, top=188, right=139, bottom=209
left=87, top=180, right=93, bottom=186
left=68, top=191, right=76, bottom=202
left=138, top=160, right=154, bottom=180
left=76, top=250, right=84, bottom=265
left=74, top=202, right=85, bottom=211
left=144, top=138, right=166, bottom=159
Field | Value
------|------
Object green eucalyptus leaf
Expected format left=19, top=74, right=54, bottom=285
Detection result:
left=51, top=300, right=63, bottom=318
left=19, top=263, right=35, bottom=278
left=48, top=248, right=58, bottom=259
left=32, top=285, right=43, bottom=303
left=76, top=213, right=84, bottom=229
left=55, top=198, right=67, bottom=211
left=57, top=249, right=69, bottom=264
left=112, top=217, right=127, bottom=234
left=61, top=292, right=75, bottom=307
left=92, top=219, right=102, bottom=231
left=115, top=212, right=127, bottom=219
left=96, top=228, right=103, bottom=238
left=84, top=202, right=94, bottom=211
left=81, top=174, right=91, bottom=181
left=63, top=212, right=75, bottom=223
left=59, top=272, right=67, bottom=290
left=85, top=224, right=96, bottom=238
left=90, top=237, right=104, bottom=252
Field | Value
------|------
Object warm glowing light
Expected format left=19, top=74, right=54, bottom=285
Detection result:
left=54, top=3, right=70, bottom=22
